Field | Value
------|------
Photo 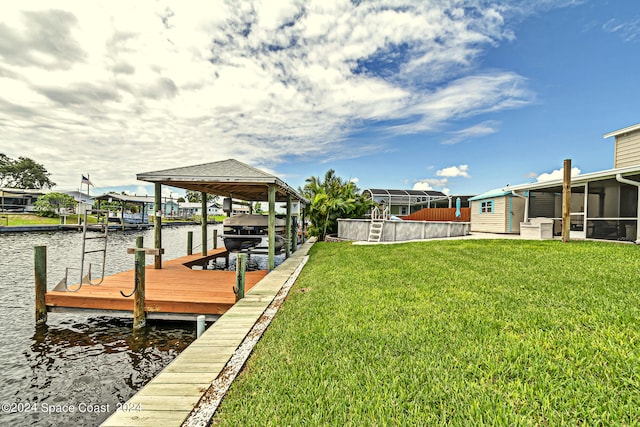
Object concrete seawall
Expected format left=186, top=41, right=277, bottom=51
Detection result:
left=338, top=218, right=470, bottom=242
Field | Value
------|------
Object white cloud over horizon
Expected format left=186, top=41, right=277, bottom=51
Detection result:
left=413, top=164, right=470, bottom=194
left=437, top=164, right=471, bottom=178
left=0, top=1, right=574, bottom=191
left=536, top=166, right=581, bottom=182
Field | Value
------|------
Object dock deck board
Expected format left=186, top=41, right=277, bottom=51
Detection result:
left=45, top=247, right=267, bottom=318
left=100, top=239, right=314, bottom=427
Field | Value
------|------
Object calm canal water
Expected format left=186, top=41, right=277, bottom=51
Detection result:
left=0, top=224, right=261, bottom=427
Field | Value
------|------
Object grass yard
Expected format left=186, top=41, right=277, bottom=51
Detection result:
left=0, top=213, right=84, bottom=226
left=213, top=240, right=640, bottom=426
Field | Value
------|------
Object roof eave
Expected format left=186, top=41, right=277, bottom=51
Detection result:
left=505, top=164, right=640, bottom=192
left=604, top=122, right=640, bottom=139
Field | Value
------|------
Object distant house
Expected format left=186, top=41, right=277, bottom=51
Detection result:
left=470, top=122, right=640, bottom=241
left=178, top=202, right=222, bottom=218
left=0, top=188, right=45, bottom=212
left=63, top=191, right=94, bottom=215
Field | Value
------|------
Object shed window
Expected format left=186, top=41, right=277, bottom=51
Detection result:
left=480, top=200, right=494, bottom=213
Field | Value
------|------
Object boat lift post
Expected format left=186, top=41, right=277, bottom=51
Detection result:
left=124, top=236, right=163, bottom=330
left=154, top=183, right=162, bottom=269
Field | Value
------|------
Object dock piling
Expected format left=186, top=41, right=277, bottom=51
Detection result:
left=187, top=231, right=193, bottom=255
left=196, top=315, right=205, bottom=338
left=133, top=236, right=146, bottom=330
left=213, top=229, right=218, bottom=249
left=34, top=245, right=47, bottom=325
left=154, top=183, right=162, bottom=269
left=234, top=253, right=246, bottom=302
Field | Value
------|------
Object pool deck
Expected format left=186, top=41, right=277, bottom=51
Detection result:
left=100, top=238, right=315, bottom=427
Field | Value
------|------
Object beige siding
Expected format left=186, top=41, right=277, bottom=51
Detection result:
left=471, top=196, right=526, bottom=234
left=471, top=197, right=508, bottom=233
left=510, top=197, right=526, bottom=233
left=615, top=130, right=640, bottom=168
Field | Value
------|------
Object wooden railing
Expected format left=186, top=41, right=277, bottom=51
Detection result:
left=401, top=207, right=471, bottom=222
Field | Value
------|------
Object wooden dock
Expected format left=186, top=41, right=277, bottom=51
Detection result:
left=45, top=247, right=267, bottom=321
left=100, top=238, right=314, bottom=427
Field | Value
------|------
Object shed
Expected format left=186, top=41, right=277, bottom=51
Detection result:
left=468, top=188, right=527, bottom=234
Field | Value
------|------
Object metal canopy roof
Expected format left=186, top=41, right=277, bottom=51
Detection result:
left=365, top=189, right=447, bottom=198
left=93, top=193, right=157, bottom=204
left=137, top=159, right=307, bottom=203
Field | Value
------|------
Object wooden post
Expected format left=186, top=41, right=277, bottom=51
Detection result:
left=562, top=159, right=572, bottom=243
left=285, top=195, right=292, bottom=258
left=34, top=246, right=47, bottom=325
left=201, top=192, right=208, bottom=256
left=234, top=253, right=246, bottom=302
left=187, top=231, right=193, bottom=255
left=268, top=184, right=276, bottom=271
left=301, top=206, right=306, bottom=243
left=213, top=229, right=218, bottom=249
left=133, top=236, right=146, bottom=330
left=292, top=215, right=298, bottom=253
left=154, top=183, right=162, bottom=269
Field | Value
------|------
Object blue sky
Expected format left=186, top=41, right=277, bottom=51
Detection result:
left=1, top=1, right=639, bottom=199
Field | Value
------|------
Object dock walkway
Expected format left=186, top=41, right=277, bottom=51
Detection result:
left=45, top=247, right=267, bottom=321
left=101, top=238, right=314, bottom=426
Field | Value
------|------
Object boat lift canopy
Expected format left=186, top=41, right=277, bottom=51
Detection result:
left=136, top=159, right=307, bottom=271
left=137, top=159, right=307, bottom=204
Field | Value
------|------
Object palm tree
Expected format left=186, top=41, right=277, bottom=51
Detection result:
left=301, top=169, right=374, bottom=240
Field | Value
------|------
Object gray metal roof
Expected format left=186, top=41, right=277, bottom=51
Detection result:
left=137, top=159, right=306, bottom=203
left=365, top=188, right=447, bottom=197
left=94, top=193, right=156, bottom=204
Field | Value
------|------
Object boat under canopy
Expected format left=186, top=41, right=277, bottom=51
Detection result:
left=222, top=214, right=286, bottom=252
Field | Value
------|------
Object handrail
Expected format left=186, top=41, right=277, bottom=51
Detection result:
left=371, top=206, right=390, bottom=221
left=61, top=209, right=110, bottom=292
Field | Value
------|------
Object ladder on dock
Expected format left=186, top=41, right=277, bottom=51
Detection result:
left=368, top=206, right=389, bottom=243
left=55, top=210, right=110, bottom=292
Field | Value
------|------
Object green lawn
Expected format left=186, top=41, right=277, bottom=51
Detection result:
left=213, top=240, right=640, bottom=426
left=0, top=213, right=87, bottom=226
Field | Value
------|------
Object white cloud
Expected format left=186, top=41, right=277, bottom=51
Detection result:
left=536, top=167, right=581, bottom=182
left=350, top=177, right=359, bottom=184
left=413, top=178, right=448, bottom=191
left=436, top=165, right=471, bottom=178
left=603, top=16, right=640, bottom=42
left=0, top=1, right=563, bottom=191
left=441, top=121, right=499, bottom=145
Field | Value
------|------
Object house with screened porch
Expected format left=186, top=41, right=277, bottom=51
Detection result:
left=469, top=122, right=640, bottom=242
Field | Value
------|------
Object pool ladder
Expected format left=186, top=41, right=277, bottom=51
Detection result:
left=54, top=210, right=109, bottom=292
left=368, top=206, right=389, bottom=243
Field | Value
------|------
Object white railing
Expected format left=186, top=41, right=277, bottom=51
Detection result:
left=371, top=206, right=390, bottom=221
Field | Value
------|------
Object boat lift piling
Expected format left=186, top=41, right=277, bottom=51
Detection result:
left=234, top=253, right=246, bottom=302
left=34, top=246, right=47, bottom=325
left=125, top=236, right=163, bottom=330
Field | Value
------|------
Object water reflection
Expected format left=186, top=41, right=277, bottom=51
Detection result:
left=0, top=224, right=285, bottom=426
left=0, top=225, right=211, bottom=426
left=20, top=317, right=194, bottom=426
